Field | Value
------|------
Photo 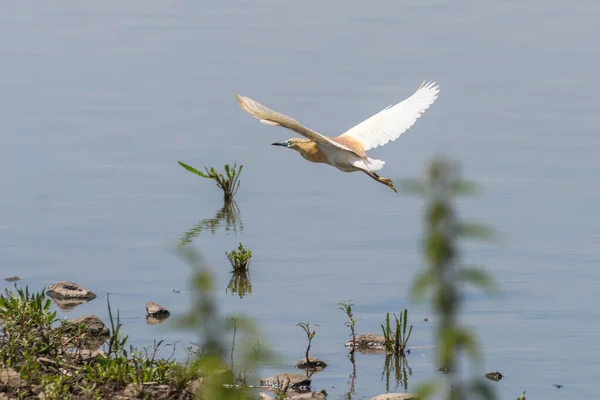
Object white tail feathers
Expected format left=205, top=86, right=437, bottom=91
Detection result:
left=366, top=157, right=385, bottom=171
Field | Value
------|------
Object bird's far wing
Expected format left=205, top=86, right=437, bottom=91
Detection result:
left=337, top=81, right=440, bottom=151
left=235, top=94, right=362, bottom=156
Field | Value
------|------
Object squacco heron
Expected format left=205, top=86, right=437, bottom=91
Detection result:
left=235, top=81, right=439, bottom=192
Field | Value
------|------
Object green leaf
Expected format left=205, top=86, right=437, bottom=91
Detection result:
left=517, top=390, right=526, bottom=400
left=470, top=379, right=495, bottom=400
left=450, top=179, right=479, bottom=196
left=178, top=161, right=209, bottom=178
left=457, top=222, right=496, bottom=241
left=413, top=380, right=439, bottom=400
left=458, top=266, right=498, bottom=293
left=409, top=271, right=432, bottom=301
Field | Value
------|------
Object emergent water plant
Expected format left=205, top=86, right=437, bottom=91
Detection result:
left=381, top=309, right=413, bottom=356
left=178, top=161, right=243, bottom=202
left=337, top=300, right=357, bottom=359
left=226, top=243, right=252, bottom=272
left=296, top=322, right=318, bottom=372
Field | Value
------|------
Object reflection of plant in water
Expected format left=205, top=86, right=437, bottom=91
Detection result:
left=382, top=353, right=412, bottom=392
left=226, top=270, right=252, bottom=299
left=178, top=200, right=244, bottom=247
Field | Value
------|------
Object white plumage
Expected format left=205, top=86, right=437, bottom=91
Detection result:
left=340, top=81, right=440, bottom=151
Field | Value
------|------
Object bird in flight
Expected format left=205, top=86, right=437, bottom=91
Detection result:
left=235, top=81, right=439, bottom=192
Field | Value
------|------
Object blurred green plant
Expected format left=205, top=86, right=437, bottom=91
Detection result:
left=178, top=162, right=243, bottom=202
left=381, top=309, right=413, bottom=356
left=225, top=243, right=252, bottom=272
left=175, top=245, right=274, bottom=399
left=402, top=156, right=502, bottom=400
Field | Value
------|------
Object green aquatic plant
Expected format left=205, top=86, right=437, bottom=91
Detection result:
left=226, top=242, right=252, bottom=272
left=337, top=300, right=357, bottom=359
left=380, top=309, right=413, bottom=356
left=296, top=321, right=318, bottom=372
left=178, top=161, right=243, bottom=202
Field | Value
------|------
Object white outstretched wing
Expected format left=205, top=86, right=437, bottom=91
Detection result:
left=338, top=81, right=439, bottom=151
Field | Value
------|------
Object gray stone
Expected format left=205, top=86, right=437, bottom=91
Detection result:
left=145, top=301, right=170, bottom=318
left=345, top=333, right=386, bottom=352
left=261, top=373, right=311, bottom=392
left=287, top=391, right=328, bottom=399
left=370, top=394, right=420, bottom=400
left=484, top=371, right=503, bottom=381
left=123, top=382, right=171, bottom=399
left=0, top=367, right=22, bottom=389
left=46, top=281, right=96, bottom=301
left=296, top=356, right=327, bottom=370
left=65, top=315, right=110, bottom=349
left=4, top=276, right=20, bottom=282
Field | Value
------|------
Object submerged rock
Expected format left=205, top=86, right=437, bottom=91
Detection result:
left=65, top=315, right=110, bottom=349
left=296, top=357, right=327, bottom=370
left=261, top=373, right=311, bottom=392
left=345, top=333, right=386, bottom=352
left=484, top=371, right=503, bottom=382
left=4, top=276, right=20, bottom=282
left=46, top=281, right=96, bottom=301
left=370, top=394, right=419, bottom=400
left=146, top=301, right=170, bottom=318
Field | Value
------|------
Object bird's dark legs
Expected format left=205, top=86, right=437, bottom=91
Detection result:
left=362, top=170, right=398, bottom=193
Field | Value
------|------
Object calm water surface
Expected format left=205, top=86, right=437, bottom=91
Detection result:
left=1, top=1, right=599, bottom=398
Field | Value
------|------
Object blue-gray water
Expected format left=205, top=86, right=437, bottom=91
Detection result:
left=1, top=1, right=599, bottom=399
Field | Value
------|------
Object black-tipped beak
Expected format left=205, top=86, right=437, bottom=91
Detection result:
left=271, top=142, right=287, bottom=147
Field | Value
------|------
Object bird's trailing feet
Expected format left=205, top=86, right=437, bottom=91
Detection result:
left=363, top=171, right=397, bottom=193
left=377, top=176, right=397, bottom=193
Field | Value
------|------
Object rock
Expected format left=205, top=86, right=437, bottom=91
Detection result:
left=296, top=357, right=328, bottom=370
left=146, top=301, right=170, bottom=318
left=484, top=371, right=503, bottom=381
left=4, top=276, right=20, bottom=282
left=261, top=373, right=311, bottom=392
left=71, top=348, right=106, bottom=363
left=46, top=281, right=96, bottom=301
left=0, top=367, right=22, bottom=389
left=123, top=382, right=171, bottom=399
left=553, top=384, right=563, bottom=389
left=345, top=333, right=386, bottom=352
left=65, top=315, right=110, bottom=349
left=287, top=391, right=328, bottom=399
left=370, top=393, right=420, bottom=400
left=259, top=394, right=274, bottom=400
